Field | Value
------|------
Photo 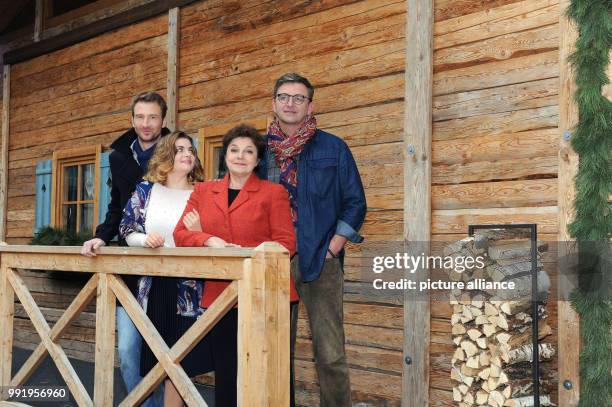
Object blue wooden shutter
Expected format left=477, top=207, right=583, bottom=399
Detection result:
left=34, top=160, right=52, bottom=232
left=192, top=137, right=202, bottom=173
left=98, top=152, right=112, bottom=225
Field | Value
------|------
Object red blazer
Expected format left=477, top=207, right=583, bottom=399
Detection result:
left=174, top=172, right=298, bottom=306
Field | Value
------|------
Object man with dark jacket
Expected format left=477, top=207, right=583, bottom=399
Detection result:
left=81, top=91, right=169, bottom=406
left=258, top=73, right=367, bottom=407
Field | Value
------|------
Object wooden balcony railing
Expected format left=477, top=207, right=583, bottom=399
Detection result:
left=0, top=242, right=290, bottom=406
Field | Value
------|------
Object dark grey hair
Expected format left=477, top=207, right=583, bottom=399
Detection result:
left=273, top=73, right=314, bottom=100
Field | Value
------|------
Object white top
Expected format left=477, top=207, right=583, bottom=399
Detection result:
left=125, top=183, right=193, bottom=248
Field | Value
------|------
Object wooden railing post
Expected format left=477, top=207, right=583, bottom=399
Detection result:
left=238, top=243, right=290, bottom=406
left=261, top=244, right=290, bottom=406
left=238, top=257, right=265, bottom=406
left=0, top=262, right=15, bottom=401
left=94, top=273, right=116, bottom=406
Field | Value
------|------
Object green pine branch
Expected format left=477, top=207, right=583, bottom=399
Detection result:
left=567, top=0, right=612, bottom=405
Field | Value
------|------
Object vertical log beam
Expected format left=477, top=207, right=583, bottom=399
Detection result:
left=44, top=0, right=53, bottom=21
left=0, top=264, right=14, bottom=401
left=34, top=0, right=44, bottom=42
left=402, top=0, right=433, bottom=405
left=558, top=1, right=580, bottom=405
left=94, top=274, right=116, bottom=406
left=0, top=65, right=9, bottom=243
left=166, top=7, right=179, bottom=131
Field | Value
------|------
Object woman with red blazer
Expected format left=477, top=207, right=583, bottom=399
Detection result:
left=173, top=124, right=297, bottom=407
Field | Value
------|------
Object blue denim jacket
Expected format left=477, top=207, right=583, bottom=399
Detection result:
left=258, top=129, right=367, bottom=282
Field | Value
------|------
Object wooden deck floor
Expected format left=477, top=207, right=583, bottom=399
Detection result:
left=8, top=347, right=215, bottom=407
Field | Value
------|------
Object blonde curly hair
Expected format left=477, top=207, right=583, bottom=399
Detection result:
left=143, top=131, right=204, bottom=185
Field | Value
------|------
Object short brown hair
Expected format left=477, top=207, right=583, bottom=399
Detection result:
left=273, top=73, right=314, bottom=100
left=144, top=131, right=204, bottom=184
left=130, top=91, right=168, bottom=119
left=222, top=124, right=265, bottom=160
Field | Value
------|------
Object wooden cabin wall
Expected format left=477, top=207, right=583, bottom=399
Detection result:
left=4, top=14, right=169, bottom=361
left=1, top=0, right=573, bottom=405
left=5, top=14, right=169, bottom=245
left=430, top=0, right=561, bottom=405
left=176, top=0, right=406, bottom=405
left=3, top=0, right=407, bottom=404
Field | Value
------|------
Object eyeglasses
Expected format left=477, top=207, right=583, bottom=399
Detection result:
left=275, top=93, right=311, bottom=105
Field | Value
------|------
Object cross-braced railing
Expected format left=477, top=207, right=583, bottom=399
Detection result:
left=0, top=242, right=290, bottom=406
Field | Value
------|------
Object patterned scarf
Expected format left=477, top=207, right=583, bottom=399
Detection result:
left=268, top=115, right=317, bottom=222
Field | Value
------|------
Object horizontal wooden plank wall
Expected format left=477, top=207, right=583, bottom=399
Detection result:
left=4, top=14, right=169, bottom=367
left=176, top=0, right=406, bottom=404
left=5, top=14, right=169, bottom=244
left=431, top=0, right=561, bottom=405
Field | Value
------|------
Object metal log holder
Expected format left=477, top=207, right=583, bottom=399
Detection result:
left=468, top=223, right=540, bottom=407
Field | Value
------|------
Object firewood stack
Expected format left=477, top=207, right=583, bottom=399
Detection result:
left=444, top=232, right=556, bottom=407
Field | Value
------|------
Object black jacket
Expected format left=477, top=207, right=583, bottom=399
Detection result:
left=94, top=127, right=170, bottom=293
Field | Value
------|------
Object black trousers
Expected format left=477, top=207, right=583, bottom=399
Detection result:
left=213, top=306, right=297, bottom=407
left=211, top=308, right=238, bottom=407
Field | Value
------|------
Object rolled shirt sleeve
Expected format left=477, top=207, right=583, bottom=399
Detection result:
left=335, top=219, right=364, bottom=243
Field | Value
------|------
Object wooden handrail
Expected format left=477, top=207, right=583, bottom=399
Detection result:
left=0, top=242, right=290, bottom=407
left=0, top=245, right=254, bottom=280
left=0, top=245, right=255, bottom=257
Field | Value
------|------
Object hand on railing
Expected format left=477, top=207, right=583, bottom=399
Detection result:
left=144, top=232, right=165, bottom=248
left=81, top=237, right=106, bottom=257
left=204, top=236, right=241, bottom=248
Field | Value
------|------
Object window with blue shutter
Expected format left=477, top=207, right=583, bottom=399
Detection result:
left=192, top=136, right=199, bottom=151
left=34, top=160, right=53, bottom=232
left=98, top=151, right=112, bottom=226
left=192, top=135, right=203, bottom=175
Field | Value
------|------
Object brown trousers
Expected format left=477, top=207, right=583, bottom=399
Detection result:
left=290, top=256, right=352, bottom=407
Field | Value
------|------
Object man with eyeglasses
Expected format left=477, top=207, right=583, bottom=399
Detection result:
left=81, top=91, right=169, bottom=407
left=259, top=73, right=367, bottom=406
